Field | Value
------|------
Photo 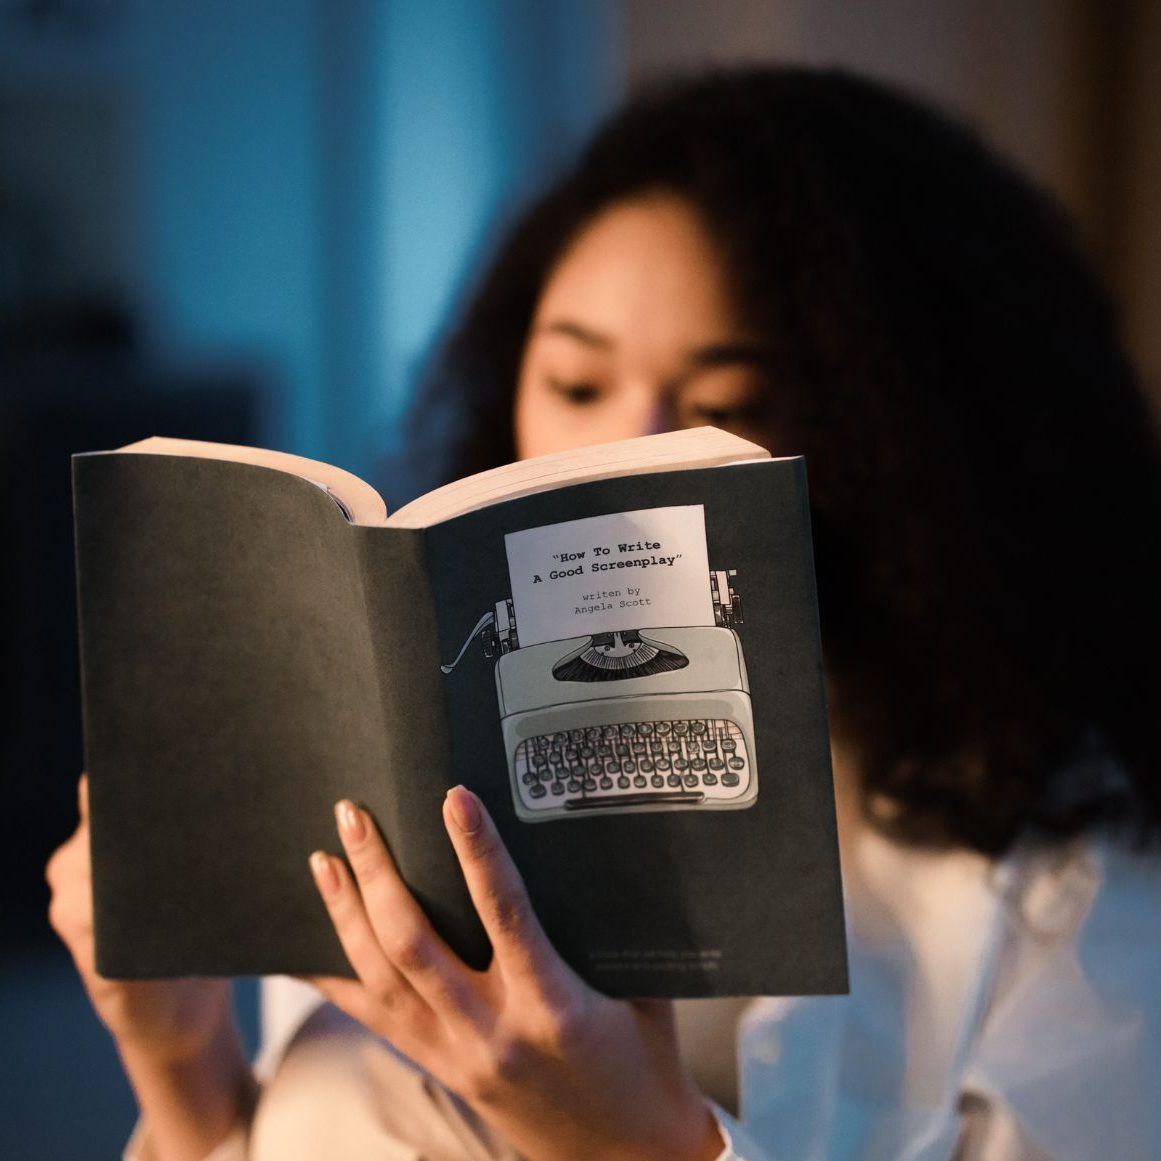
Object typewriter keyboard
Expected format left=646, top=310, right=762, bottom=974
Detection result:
left=513, top=718, right=752, bottom=814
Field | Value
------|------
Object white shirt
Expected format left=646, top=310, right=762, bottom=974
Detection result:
left=129, top=826, right=1161, bottom=1160
left=716, top=826, right=1161, bottom=1160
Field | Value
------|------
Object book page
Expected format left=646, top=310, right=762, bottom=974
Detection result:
left=117, top=436, right=388, bottom=525
left=387, top=427, right=770, bottom=528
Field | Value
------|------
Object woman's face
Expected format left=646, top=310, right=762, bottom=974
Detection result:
left=514, top=196, right=771, bottom=459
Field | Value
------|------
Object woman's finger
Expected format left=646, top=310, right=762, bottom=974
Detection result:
left=46, top=836, right=96, bottom=975
left=309, top=849, right=416, bottom=1007
left=330, top=802, right=488, bottom=1027
left=442, top=787, right=560, bottom=989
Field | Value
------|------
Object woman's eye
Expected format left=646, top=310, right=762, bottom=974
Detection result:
left=689, top=401, right=757, bottom=427
left=693, top=405, right=737, bottom=425
left=548, top=379, right=603, bottom=405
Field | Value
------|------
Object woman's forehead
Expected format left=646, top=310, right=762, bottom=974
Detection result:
left=531, top=196, right=746, bottom=351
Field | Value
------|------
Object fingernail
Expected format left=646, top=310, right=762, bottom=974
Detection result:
left=335, top=800, right=366, bottom=842
left=310, top=851, right=339, bottom=895
left=446, top=786, right=481, bottom=834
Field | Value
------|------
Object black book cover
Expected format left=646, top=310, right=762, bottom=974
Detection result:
left=73, top=450, right=847, bottom=997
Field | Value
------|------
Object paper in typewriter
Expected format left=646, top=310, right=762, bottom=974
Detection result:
left=419, top=458, right=848, bottom=999
left=504, top=505, right=715, bottom=646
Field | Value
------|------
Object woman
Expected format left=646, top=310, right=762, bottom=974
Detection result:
left=49, top=67, right=1161, bottom=1160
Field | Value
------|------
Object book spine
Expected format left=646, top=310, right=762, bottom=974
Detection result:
left=356, top=527, right=490, bottom=970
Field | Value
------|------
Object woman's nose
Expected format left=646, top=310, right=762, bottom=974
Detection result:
left=635, top=392, right=676, bottom=437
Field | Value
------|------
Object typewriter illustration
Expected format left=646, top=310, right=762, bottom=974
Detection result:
left=442, top=571, right=758, bottom=822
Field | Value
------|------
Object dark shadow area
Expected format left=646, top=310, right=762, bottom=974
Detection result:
left=0, top=942, right=260, bottom=1161
left=1, top=305, right=261, bottom=949
left=0, top=303, right=263, bottom=1155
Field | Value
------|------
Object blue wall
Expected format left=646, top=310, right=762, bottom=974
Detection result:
left=4, top=0, right=619, bottom=475
left=2, top=0, right=618, bottom=472
left=126, top=0, right=325, bottom=455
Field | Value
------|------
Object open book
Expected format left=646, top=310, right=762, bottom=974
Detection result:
left=73, top=428, right=847, bottom=998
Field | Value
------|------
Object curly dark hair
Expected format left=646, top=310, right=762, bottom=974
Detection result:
left=409, top=66, right=1161, bottom=857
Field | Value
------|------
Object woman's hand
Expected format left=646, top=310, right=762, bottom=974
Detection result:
left=308, top=788, right=723, bottom=1161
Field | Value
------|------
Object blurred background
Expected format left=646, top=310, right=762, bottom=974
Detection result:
left=2, top=1, right=1159, bottom=1155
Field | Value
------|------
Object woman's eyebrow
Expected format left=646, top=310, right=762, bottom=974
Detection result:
left=687, top=341, right=768, bottom=369
left=535, top=320, right=614, bottom=349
